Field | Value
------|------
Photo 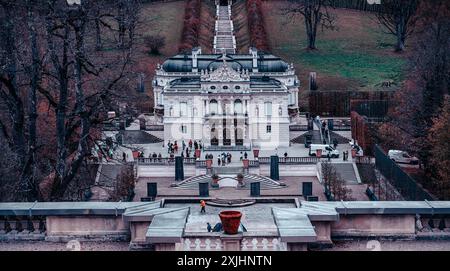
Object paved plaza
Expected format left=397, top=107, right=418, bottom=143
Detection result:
left=134, top=176, right=328, bottom=201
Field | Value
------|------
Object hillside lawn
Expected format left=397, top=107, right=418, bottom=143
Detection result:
left=128, top=0, right=185, bottom=111
left=261, top=1, right=407, bottom=92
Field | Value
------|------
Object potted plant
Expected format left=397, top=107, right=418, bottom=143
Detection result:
left=219, top=211, right=242, bottom=234
left=242, top=159, right=249, bottom=168
left=206, top=159, right=213, bottom=169
left=236, top=173, right=244, bottom=186
left=211, top=174, right=219, bottom=188
left=253, top=148, right=259, bottom=158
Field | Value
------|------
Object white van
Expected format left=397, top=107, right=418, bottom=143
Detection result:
left=309, top=144, right=340, bottom=158
left=388, top=150, right=419, bottom=165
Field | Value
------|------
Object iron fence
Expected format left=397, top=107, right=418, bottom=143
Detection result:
left=374, top=145, right=435, bottom=201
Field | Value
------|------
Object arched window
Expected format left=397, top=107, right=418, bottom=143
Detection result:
left=265, top=102, right=272, bottom=116
left=180, top=102, right=188, bottom=116
left=209, top=99, right=218, bottom=115
left=234, top=99, right=243, bottom=114
left=288, top=92, right=295, bottom=106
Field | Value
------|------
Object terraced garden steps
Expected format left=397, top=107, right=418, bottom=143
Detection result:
left=173, top=174, right=286, bottom=190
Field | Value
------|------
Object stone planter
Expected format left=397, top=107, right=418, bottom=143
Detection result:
left=316, top=149, right=322, bottom=158
left=211, top=175, right=220, bottom=188
left=237, top=174, right=244, bottom=186
left=195, top=149, right=201, bottom=159
left=253, top=149, right=259, bottom=159
left=219, top=211, right=242, bottom=234
left=242, top=159, right=249, bottom=169
left=206, top=159, right=213, bottom=169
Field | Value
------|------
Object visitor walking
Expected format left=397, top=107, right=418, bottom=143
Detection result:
left=200, top=200, right=206, bottom=214
left=194, top=141, right=198, bottom=150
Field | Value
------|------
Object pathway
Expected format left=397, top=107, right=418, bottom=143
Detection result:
left=213, top=3, right=236, bottom=54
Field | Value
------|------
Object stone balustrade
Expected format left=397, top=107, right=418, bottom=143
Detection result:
left=1, top=201, right=450, bottom=250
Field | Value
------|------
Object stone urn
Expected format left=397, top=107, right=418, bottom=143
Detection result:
left=253, top=149, right=259, bottom=159
left=316, top=149, right=322, bottom=158
left=206, top=159, right=213, bottom=169
left=211, top=174, right=220, bottom=188
left=195, top=149, right=201, bottom=159
left=236, top=173, right=245, bottom=187
left=132, top=150, right=140, bottom=159
left=242, top=159, right=249, bottom=169
left=219, top=211, right=242, bottom=234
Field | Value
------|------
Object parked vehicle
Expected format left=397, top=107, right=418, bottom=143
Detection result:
left=388, top=150, right=419, bottom=165
left=309, top=144, right=340, bottom=158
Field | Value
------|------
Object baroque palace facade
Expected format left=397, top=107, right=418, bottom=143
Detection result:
left=153, top=48, right=300, bottom=149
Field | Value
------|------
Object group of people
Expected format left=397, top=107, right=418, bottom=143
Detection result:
left=217, top=152, right=232, bottom=166
left=149, top=152, right=163, bottom=161
left=166, top=139, right=204, bottom=158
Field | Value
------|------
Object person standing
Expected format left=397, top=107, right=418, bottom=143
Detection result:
left=200, top=200, right=206, bottom=213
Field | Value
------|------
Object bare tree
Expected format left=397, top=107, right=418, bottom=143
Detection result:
left=375, top=0, right=419, bottom=52
left=109, top=165, right=135, bottom=202
left=282, top=0, right=337, bottom=50
left=0, top=0, right=136, bottom=201
left=322, top=161, right=353, bottom=200
left=115, top=0, right=141, bottom=50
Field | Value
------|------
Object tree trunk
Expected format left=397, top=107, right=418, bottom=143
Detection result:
left=21, top=1, right=40, bottom=201
left=95, top=17, right=102, bottom=51
left=395, top=19, right=406, bottom=52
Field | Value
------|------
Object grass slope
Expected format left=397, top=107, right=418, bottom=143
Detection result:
left=261, top=1, right=407, bottom=91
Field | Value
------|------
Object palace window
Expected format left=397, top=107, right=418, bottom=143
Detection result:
left=234, top=99, right=242, bottom=114
left=265, top=102, right=272, bottom=116
left=181, top=125, right=187, bottom=133
left=266, top=125, right=272, bottom=133
left=209, top=99, right=218, bottom=115
left=180, top=102, right=188, bottom=116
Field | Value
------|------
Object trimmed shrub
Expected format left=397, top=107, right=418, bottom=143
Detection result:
left=246, top=0, right=270, bottom=52
left=179, top=0, right=202, bottom=53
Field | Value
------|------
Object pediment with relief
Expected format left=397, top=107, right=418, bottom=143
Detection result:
left=201, top=56, right=250, bottom=82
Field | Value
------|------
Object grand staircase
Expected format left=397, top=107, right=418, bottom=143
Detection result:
left=214, top=4, right=236, bottom=54
left=173, top=174, right=285, bottom=190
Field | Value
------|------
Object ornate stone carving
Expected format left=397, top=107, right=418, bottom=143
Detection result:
left=201, top=56, right=249, bottom=82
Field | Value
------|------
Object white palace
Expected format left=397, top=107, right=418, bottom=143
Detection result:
left=152, top=1, right=300, bottom=150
